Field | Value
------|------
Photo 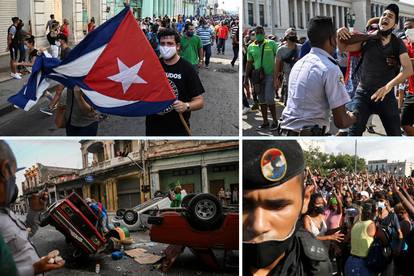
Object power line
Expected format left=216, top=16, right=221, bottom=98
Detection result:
left=13, top=140, right=41, bottom=155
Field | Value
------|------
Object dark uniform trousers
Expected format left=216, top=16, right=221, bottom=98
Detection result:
left=243, top=228, right=332, bottom=276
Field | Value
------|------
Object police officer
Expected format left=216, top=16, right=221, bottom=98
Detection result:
left=0, top=140, right=65, bottom=275
left=279, top=16, right=359, bottom=136
left=243, top=140, right=332, bottom=275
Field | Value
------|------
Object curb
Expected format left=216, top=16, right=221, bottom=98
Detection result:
left=0, top=83, right=60, bottom=118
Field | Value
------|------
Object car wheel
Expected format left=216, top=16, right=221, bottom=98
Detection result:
left=187, top=194, right=222, bottom=225
left=154, top=190, right=163, bottom=198
left=116, top=208, right=126, bottom=218
left=181, top=193, right=196, bottom=207
left=123, top=210, right=138, bottom=225
left=40, top=209, right=52, bottom=227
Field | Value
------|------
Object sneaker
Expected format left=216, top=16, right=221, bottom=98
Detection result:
left=366, top=126, right=375, bottom=134
left=242, top=107, right=251, bottom=115
left=11, top=72, right=21, bottom=79
left=40, top=106, right=53, bottom=115
left=222, top=52, right=225, bottom=55
left=99, top=113, right=109, bottom=120
left=251, top=103, right=260, bottom=110
left=51, top=104, right=58, bottom=111
left=217, top=52, right=220, bottom=55
left=270, top=121, right=278, bottom=131
left=256, top=123, right=269, bottom=131
left=206, top=65, right=209, bottom=69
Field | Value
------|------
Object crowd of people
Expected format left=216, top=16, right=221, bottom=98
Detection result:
left=6, top=10, right=239, bottom=137
left=243, top=140, right=414, bottom=276
left=243, top=3, right=414, bottom=137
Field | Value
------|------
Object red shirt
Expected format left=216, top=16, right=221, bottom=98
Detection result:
left=404, top=40, right=414, bottom=95
left=88, top=22, right=95, bottom=33
left=62, top=24, right=69, bottom=38
left=217, top=26, right=229, bottom=39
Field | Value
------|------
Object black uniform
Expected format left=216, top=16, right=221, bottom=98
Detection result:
left=243, top=227, right=332, bottom=276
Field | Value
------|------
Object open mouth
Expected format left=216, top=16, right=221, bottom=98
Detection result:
left=381, top=20, right=389, bottom=29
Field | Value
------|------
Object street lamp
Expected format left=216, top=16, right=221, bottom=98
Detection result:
left=347, top=12, right=356, bottom=32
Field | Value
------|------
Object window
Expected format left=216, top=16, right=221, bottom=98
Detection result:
left=248, top=3, right=253, bottom=25
left=300, top=12, right=303, bottom=28
left=173, top=169, right=194, bottom=176
left=259, top=5, right=264, bottom=26
left=213, top=165, right=236, bottom=172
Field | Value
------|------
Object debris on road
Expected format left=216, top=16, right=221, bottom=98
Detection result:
left=124, top=248, right=162, bottom=264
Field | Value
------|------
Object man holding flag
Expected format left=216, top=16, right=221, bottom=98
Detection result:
left=8, top=6, right=179, bottom=135
left=145, top=28, right=205, bottom=136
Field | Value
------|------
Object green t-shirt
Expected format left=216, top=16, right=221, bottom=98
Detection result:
left=180, top=35, right=203, bottom=65
left=0, top=232, right=17, bottom=276
left=247, top=39, right=278, bottom=75
left=170, top=193, right=182, bottom=207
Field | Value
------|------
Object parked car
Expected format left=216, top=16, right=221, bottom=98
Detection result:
left=148, top=193, right=239, bottom=271
left=39, top=192, right=105, bottom=256
left=111, top=190, right=171, bottom=231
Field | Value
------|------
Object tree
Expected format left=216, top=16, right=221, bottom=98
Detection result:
left=303, top=147, right=366, bottom=175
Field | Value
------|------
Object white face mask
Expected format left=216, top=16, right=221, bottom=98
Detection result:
left=159, top=45, right=176, bottom=60
left=250, top=35, right=256, bottom=41
left=55, top=41, right=61, bottom=47
left=406, top=28, right=414, bottom=43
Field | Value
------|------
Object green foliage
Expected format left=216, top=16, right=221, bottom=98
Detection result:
left=303, top=146, right=365, bottom=175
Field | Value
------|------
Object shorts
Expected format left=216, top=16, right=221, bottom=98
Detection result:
left=9, top=45, right=18, bottom=60
left=258, top=73, right=275, bottom=105
left=401, top=93, right=414, bottom=126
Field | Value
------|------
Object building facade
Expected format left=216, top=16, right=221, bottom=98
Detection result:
left=243, top=0, right=414, bottom=40
left=367, top=159, right=414, bottom=178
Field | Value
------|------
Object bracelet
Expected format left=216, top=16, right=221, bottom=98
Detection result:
left=402, top=198, right=406, bottom=205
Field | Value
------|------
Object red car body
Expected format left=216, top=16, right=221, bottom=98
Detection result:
left=46, top=193, right=105, bottom=255
left=149, top=210, right=239, bottom=271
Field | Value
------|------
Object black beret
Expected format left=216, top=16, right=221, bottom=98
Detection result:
left=243, top=140, right=305, bottom=190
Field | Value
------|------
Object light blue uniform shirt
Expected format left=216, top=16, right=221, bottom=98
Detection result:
left=281, top=47, right=350, bottom=133
left=197, top=27, right=214, bottom=45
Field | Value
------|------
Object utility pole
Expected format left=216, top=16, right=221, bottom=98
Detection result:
left=354, top=140, right=357, bottom=173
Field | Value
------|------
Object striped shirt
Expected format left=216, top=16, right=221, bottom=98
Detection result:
left=197, top=27, right=214, bottom=45
left=231, top=25, right=238, bottom=38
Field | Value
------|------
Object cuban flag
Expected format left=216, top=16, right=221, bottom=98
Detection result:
left=8, top=6, right=177, bottom=116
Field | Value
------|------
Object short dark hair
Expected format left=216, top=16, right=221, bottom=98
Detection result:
left=361, top=199, right=377, bottom=221
left=158, top=28, right=180, bottom=45
left=374, top=190, right=389, bottom=202
left=308, top=16, right=336, bottom=48
left=184, top=22, right=193, bottom=31
left=25, top=35, right=35, bottom=46
left=152, top=24, right=159, bottom=33
left=254, top=25, right=264, bottom=32
left=0, top=141, right=16, bottom=169
left=405, top=18, right=414, bottom=25
left=11, top=17, right=19, bottom=24
left=50, top=14, right=54, bottom=19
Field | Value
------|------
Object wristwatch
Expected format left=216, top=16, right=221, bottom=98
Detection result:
left=199, top=60, right=204, bottom=63
left=185, top=103, right=190, bottom=112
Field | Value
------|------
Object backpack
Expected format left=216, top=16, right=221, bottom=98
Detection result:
left=377, top=211, right=396, bottom=263
left=149, top=33, right=158, bottom=49
left=352, top=34, right=401, bottom=80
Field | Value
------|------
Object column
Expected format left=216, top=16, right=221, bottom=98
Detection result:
left=31, top=0, right=49, bottom=53
left=323, top=3, right=327, bottom=17
left=201, top=165, right=208, bottom=193
left=254, top=0, right=259, bottom=26
left=275, top=0, right=280, bottom=28
left=293, top=0, right=298, bottom=28
left=309, top=0, right=313, bottom=19
left=62, top=0, right=84, bottom=47
left=150, top=171, right=160, bottom=197
left=301, top=0, right=306, bottom=29
left=335, top=5, right=339, bottom=29
left=314, top=1, right=319, bottom=16
left=280, top=0, right=289, bottom=28
left=90, top=0, right=102, bottom=26
left=341, top=6, right=345, bottom=28
left=377, top=5, right=380, bottom=17
left=159, top=0, right=164, bottom=17
left=265, top=0, right=270, bottom=28
left=329, top=4, right=333, bottom=21
left=170, top=0, right=173, bottom=17
left=244, top=0, right=248, bottom=26
left=153, top=0, right=158, bottom=17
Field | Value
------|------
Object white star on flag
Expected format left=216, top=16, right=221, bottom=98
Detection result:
left=108, top=58, right=147, bottom=93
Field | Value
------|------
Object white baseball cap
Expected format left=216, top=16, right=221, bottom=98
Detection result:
left=360, top=191, right=369, bottom=198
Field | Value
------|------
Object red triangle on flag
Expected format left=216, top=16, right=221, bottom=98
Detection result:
left=83, top=9, right=176, bottom=103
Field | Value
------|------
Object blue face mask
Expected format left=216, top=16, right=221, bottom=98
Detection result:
left=204, top=25, right=208, bottom=28
left=187, top=31, right=194, bottom=36
left=24, top=45, right=30, bottom=51
left=377, top=202, right=386, bottom=210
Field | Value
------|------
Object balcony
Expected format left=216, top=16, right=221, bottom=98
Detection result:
left=79, top=151, right=143, bottom=175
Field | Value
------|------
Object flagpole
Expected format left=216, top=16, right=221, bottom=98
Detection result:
left=179, top=113, right=193, bottom=136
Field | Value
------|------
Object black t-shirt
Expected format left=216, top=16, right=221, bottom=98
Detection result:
left=46, top=32, right=56, bottom=46
left=28, top=49, right=38, bottom=64
left=145, top=57, right=205, bottom=135
left=60, top=47, right=71, bottom=60
left=360, top=37, right=408, bottom=91
left=7, top=25, right=18, bottom=47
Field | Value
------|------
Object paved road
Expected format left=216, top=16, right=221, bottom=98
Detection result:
left=0, top=39, right=239, bottom=136
left=22, top=213, right=238, bottom=276
left=242, top=89, right=391, bottom=137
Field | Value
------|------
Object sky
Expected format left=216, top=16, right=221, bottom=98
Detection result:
left=218, top=0, right=239, bottom=13
left=324, top=139, right=414, bottom=163
left=5, top=140, right=83, bottom=196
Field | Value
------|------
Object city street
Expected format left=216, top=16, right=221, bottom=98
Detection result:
left=242, top=94, right=389, bottom=137
left=0, top=39, right=239, bottom=136
left=24, top=213, right=239, bottom=276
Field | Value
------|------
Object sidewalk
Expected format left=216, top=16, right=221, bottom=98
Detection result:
left=0, top=72, right=60, bottom=117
